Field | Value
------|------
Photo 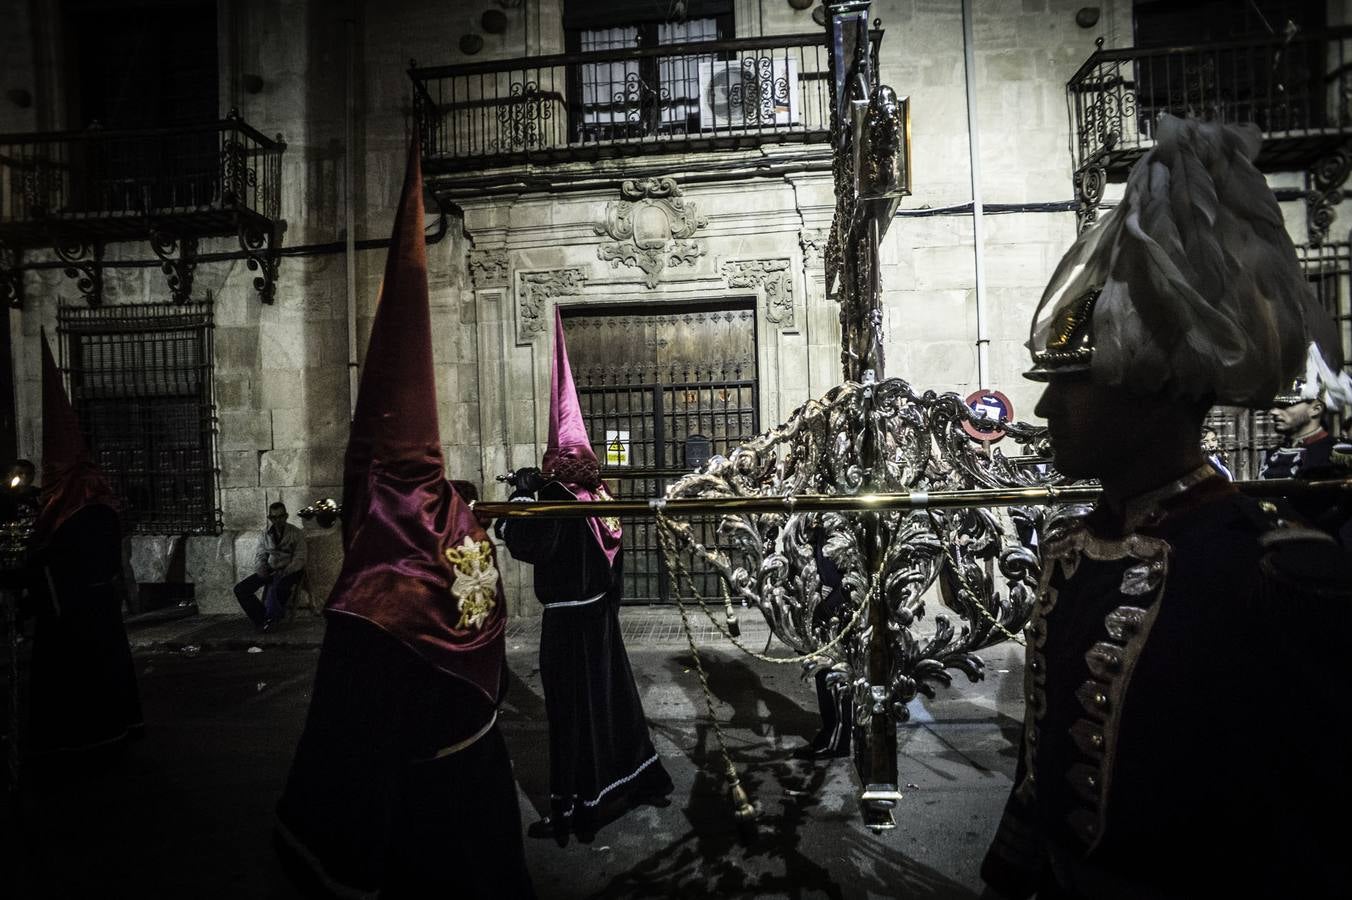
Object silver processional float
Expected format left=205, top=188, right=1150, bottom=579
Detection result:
left=299, top=0, right=1352, bottom=834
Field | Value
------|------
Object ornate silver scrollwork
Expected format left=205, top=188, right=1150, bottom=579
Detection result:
left=663, top=377, right=1067, bottom=752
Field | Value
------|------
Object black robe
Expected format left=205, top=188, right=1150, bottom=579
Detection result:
left=28, top=503, right=142, bottom=756
left=981, top=476, right=1352, bottom=899
left=500, top=481, right=672, bottom=830
left=275, top=615, right=534, bottom=899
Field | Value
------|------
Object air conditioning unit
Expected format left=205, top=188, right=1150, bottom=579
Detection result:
left=698, top=56, right=799, bottom=130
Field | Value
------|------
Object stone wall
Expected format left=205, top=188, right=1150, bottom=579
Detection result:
left=5, top=0, right=1351, bottom=617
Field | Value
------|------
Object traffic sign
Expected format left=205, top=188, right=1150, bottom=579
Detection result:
left=962, top=390, right=1013, bottom=443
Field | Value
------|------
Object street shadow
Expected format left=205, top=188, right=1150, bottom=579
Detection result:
left=582, top=650, right=975, bottom=899
left=898, top=697, right=1024, bottom=782
left=499, top=664, right=553, bottom=821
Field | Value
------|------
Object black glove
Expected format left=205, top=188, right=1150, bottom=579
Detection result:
left=510, top=466, right=547, bottom=498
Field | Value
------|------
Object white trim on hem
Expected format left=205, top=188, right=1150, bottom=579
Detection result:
left=550, top=752, right=662, bottom=814
left=543, top=592, right=606, bottom=610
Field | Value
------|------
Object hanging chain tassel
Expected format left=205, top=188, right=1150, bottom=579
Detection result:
left=660, top=516, right=759, bottom=829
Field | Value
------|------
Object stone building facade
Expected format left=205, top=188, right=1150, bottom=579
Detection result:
left=3, top=0, right=1349, bottom=615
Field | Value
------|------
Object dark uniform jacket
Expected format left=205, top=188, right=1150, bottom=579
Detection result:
left=1259, top=429, right=1335, bottom=480
left=981, top=467, right=1352, bottom=900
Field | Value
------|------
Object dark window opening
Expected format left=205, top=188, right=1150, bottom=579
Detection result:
left=563, top=1, right=736, bottom=143
left=58, top=301, right=220, bottom=535
left=62, top=0, right=220, bottom=212
left=1131, top=0, right=1329, bottom=133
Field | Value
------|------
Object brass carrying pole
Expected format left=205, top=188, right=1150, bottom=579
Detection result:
left=470, top=477, right=1352, bottom=520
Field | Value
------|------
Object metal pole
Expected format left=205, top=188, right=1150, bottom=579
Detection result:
left=467, top=477, right=1349, bottom=519
left=960, top=0, right=990, bottom=389
left=344, top=15, right=359, bottom=419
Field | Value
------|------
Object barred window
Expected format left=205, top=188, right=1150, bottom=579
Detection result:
left=57, top=301, right=219, bottom=534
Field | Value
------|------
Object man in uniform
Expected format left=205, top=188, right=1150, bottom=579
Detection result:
left=1259, top=361, right=1352, bottom=479
left=500, top=309, right=673, bottom=844
left=980, top=115, right=1351, bottom=899
left=273, top=140, right=533, bottom=899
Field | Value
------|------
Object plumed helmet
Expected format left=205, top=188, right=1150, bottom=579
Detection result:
left=1027, top=115, right=1340, bottom=410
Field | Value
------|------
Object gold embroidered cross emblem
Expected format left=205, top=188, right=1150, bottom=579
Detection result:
left=444, top=536, right=499, bottom=631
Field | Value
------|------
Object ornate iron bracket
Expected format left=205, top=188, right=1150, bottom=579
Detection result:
left=1074, top=164, right=1107, bottom=233
left=53, top=238, right=104, bottom=307
left=0, top=241, right=21, bottom=309
left=237, top=218, right=280, bottom=304
left=149, top=230, right=199, bottom=304
left=1305, top=144, right=1352, bottom=247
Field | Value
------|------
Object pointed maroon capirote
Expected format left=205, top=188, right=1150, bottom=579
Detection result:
left=547, top=307, right=594, bottom=456
left=542, top=309, right=622, bottom=566
left=32, top=331, right=117, bottom=546
left=325, top=137, right=505, bottom=704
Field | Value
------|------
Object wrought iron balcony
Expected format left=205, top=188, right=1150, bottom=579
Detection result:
left=1067, top=28, right=1352, bottom=237
left=0, top=110, right=285, bottom=305
left=410, top=32, right=880, bottom=175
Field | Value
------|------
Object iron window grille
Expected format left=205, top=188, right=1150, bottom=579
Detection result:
left=57, top=300, right=220, bottom=534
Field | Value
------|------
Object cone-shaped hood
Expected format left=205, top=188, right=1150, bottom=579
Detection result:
left=546, top=307, right=594, bottom=456
left=32, top=331, right=117, bottom=546
left=542, top=309, right=622, bottom=567
left=343, top=141, right=441, bottom=487
left=326, top=138, right=506, bottom=707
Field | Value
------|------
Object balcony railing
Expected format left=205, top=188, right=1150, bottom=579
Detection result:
left=0, top=111, right=284, bottom=244
left=1068, top=27, right=1352, bottom=175
left=410, top=32, right=881, bottom=173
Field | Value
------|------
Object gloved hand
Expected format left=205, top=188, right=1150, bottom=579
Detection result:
left=510, top=466, right=547, bottom=498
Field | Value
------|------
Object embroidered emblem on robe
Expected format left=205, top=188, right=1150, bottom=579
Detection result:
left=444, top=535, right=499, bottom=630
left=596, top=485, right=621, bottom=534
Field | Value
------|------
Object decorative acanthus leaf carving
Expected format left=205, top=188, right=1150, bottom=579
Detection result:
left=469, top=249, right=510, bottom=289
left=799, top=228, right=828, bottom=269
left=723, top=258, right=795, bottom=327
left=517, top=268, right=585, bottom=342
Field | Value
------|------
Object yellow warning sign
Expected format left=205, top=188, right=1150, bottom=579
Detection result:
left=605, top=430, right=630, bottom=466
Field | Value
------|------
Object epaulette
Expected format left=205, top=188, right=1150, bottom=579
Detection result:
left=1042, top=504, right=1092, bottom=546
left=1248, top=499, right=1352, bottom=606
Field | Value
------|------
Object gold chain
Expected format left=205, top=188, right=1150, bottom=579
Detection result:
left=655, top=514, right=871, bottom=664
left=932, top=521, right=1027, bottom=647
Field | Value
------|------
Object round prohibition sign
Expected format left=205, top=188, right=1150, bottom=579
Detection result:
left=961, top=390, right=1013, bottom=443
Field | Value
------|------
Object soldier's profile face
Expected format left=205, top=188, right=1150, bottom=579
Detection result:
left=1269, top=401, right=1315, bottom=434
left=1034, top=375, right=1155, bottom=479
